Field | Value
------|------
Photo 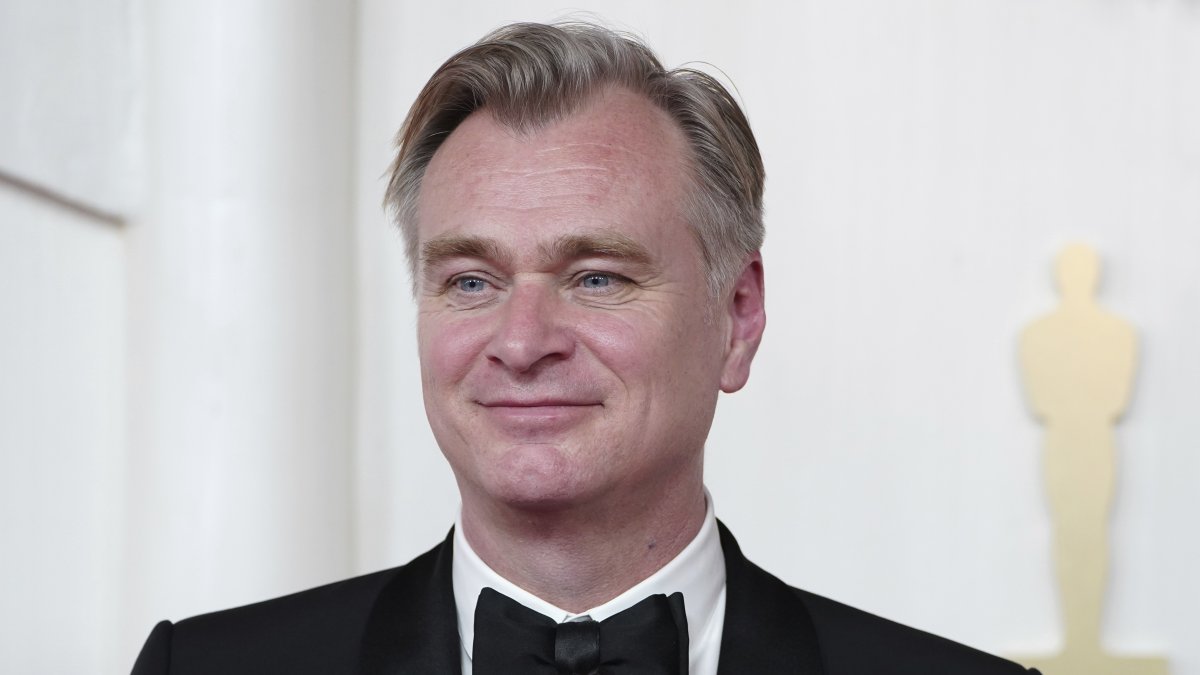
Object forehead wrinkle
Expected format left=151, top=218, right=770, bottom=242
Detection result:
left=494, top=162, right=614, bottom=179
left=481, top=162, right=618, bottom=201
left=535, top=139, right=667, bottom=163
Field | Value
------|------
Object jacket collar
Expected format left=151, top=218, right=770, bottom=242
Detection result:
left=716, top=521, right=825, bottom=675
left=359, top=530, right=462, bottom=675
left=359, top=522, right=825, bottom=674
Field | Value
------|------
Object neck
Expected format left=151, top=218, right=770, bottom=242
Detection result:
left=459, top=478, right=706, bottom=613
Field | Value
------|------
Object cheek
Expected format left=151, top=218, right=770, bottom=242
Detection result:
left=574, top=311, right=655, bottom=368
left=575, top=305, right=717, bottom=382
left=418, top=314, right=492, bottom=388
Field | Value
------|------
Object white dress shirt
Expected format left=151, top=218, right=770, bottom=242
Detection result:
left=452, top=493, right=727, bottom=675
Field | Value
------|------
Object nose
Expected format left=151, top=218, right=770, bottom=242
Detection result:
left=484, top=281, right=574, bottom=373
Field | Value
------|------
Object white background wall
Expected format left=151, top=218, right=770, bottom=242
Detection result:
left=1, top=1, right=1197, bottom=673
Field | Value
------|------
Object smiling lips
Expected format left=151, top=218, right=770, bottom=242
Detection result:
left=476, top=399, right=603, bottom=428
left=478, top=398, right=600, bottom=408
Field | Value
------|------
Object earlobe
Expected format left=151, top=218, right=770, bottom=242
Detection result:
left=720, top=253, right=766, bottom=393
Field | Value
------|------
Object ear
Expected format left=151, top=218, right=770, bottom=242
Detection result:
left=720, top=253, right=766, bottom=393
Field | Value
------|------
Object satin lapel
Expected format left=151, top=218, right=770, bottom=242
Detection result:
left=716, top=521, right=825, bottom=675
left=359, top=530, right=463, bottom=675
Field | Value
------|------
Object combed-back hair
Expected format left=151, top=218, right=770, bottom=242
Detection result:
left=385, top=21, right=765, bottom=296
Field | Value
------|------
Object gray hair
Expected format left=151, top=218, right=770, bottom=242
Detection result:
left=384, top=21, right=765, bottom=296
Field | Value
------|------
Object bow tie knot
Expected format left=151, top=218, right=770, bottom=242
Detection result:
left=473, top=587, right=689, bottom=675
left=555, top=619, right=601, bottom=673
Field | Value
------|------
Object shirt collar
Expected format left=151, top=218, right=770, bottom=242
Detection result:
left=452, top=491, right=726, bottom=669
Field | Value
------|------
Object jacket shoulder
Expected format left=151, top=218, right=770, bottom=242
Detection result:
left=165, top=566, right=400, bottom=674
left=135, top=540, right=447, bottom=675
left=792, top=587, right=1036, bottom=674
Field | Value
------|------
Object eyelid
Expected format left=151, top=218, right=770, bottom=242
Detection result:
left=443, top=270, right=505, bottom=301
left=449, top=270, right=496, bottom=285
left=454, top=275, right=491, bottom=291
left=572, top=269, right=632, bottom=293
left=574, top=269, right=617, bottom=281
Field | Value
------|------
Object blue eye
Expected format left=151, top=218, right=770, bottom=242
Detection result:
left=580, top=274, right=612, bottom=289
left=455, top=277, right=489, bottom=293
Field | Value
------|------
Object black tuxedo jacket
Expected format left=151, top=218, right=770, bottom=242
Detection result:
left=132, top=523, right=1037, bottom=674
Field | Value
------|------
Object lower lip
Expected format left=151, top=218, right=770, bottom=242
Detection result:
left=480, top=404, right=599, bottom=427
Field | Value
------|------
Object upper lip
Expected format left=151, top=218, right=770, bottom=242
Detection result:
left=477, top=398, right=599, bottom=407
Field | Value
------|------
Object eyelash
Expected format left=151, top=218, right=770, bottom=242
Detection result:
left=443, top=270, right=630, bottom=298
left=452, top=276, right=491, bottom=293
left=575, top=272, right=623, bottom=292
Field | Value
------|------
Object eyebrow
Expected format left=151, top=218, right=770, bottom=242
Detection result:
left=420, top=236, right=511, bottom=270
left=420, top=231, right=655, bottom=270
left=542, top=232, right=654, bottom=268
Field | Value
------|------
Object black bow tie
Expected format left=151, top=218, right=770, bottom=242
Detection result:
left=472, top=587, right=689, bottom=675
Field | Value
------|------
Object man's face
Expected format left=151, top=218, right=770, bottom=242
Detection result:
left=415, top=88, right=758, bottom=512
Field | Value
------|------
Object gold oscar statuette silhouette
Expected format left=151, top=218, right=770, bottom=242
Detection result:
left=1015, top=243, right=1167, bottom=674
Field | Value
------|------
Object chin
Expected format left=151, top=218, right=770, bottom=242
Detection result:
left=477, top=442, right=603, bottom=511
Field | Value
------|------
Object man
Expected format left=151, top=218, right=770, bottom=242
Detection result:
left=133, top=21, right=1037, bottom=674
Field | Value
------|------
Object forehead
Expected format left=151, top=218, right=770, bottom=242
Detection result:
left=416, top=87, right=691, bottom=244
